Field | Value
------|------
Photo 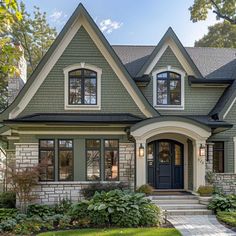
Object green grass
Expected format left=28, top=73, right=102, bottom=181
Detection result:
left=217, top=211, right=236, bottom=227
left=38, top=228, right=181, bottom=236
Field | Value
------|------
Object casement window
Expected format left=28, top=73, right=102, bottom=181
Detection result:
left=39, top=140, right=55, bottom=181
left=86, top=139, right=101, bottom=180
left=64, top=63, right=102, bottom=110
left=58, top=140, right=73, bottom=181
left=153, top=69, right=185, bottom=110
left=213, top=142, right=224, bottom=173
left=104, top=140, right=119, bottom=181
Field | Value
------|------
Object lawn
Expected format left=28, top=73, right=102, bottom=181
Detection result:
left=38, top=228, right=181, bottom=236
left=217, top=211, right=236, bottom=227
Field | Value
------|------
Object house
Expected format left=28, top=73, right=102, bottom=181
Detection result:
left=0, top=4, right=236, bottom=204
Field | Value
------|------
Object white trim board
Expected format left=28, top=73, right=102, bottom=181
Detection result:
left=9, top=14, right=153, bottom=119
left=223, top=97, right=236, bottom=119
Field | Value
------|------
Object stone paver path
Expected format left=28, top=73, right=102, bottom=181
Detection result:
left=168, top=215, right=236, bottom=236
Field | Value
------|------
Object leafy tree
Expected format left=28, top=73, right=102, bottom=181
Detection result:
left=11, top=2, right=57, bottom=76
left=189, top=0, right=236, bottom=24
left=195, top=21, right=236, bottom=48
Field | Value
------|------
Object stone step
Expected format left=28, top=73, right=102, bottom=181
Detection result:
left=166, top=209, right=213, bottom=215
left=158, top=204, right=207, bottom=210
left=152, top=199, right=199, bottom=204
left=150, top=195, right=198, bottom=200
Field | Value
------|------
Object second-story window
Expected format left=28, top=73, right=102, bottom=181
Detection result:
left=69, top=69, right=97, bottom=105
left=156, top=71, right=181, bottom=106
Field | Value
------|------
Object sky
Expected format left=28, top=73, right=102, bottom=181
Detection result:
left=22, top=0, right=218, bottom=47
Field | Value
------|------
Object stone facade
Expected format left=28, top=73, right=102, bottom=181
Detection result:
left=14, top=142, right=135, bottom=204
left=213, top=173, right=236, bottom=194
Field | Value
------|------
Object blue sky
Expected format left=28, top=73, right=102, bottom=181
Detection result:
left=22, top=0, right=218, bottom=46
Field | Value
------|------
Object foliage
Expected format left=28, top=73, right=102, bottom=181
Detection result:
left=136, top=184, right=154, bottom=195
left=0, top=218, right=17, bottom=232
left=0, top=208, right=18, bottom=222
left=27, top=204, right=55, bottom=218
left=208, top=194, right=236, bottom=212
left=6, top=162, right=40, bottom=213
left=37, top=228, right=181, bottom=236
left=217, top=211, right=236, bottom=227
left=80, top=182, right=128, bottom=199
left=197, top=185, right=214, bottom=196
left=189, top=0, right=236, bottom=24
left=0, top=191, right=16, bottom=208
left=10, top=2, right=57, bottom=76
left=54, top=198, right=72, bottom=215
left=195, top=21, right=236, bottom=48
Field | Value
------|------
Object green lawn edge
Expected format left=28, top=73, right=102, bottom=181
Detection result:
left=37, top=227, right=181, bottom=236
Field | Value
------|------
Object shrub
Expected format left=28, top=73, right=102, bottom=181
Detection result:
left=0, top=218, right=17, bottom=232
left=0, top=208, right=18, bottom=222
left=0, top=192, right=16, bottom=208
left=81, top=182, right=127, bottom=199
left=27, top=204, right=55, bottom=218
left=197, top=185, right=214, bottom=196
left=54, top=198, right=72, bottom=215
left=217, top=211, right=236, bottom=227
left=208, top=194, right=236, bottom=212
left=136, top=184, right=153, bottom=195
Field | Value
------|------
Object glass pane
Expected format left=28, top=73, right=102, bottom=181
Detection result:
left=169, top=72, right=180, bottom=79
left=105, top=140, right=119, bottom=148
left=170, top=80, right=181, bottom=105
left=175, top=144, right=181, bottom=165
left=69, top=69, right=82, bottom=77
left=40, top=140, right=54, bottom=148
left=87, top=150, right=100, bottom=180
left=84, top=69, right=97, bottom=77
left=214, top=142, right=224, bottom=149
left=105, top=150, right=118, bottom=181
left=147, top=143, right=154, bottom=160
left=59, top=150, right=73, bottom=180
left=86, top=140, right=100, bottom=149
left=157, top=79, right=167, bottom=105
left=159, top=142, right=170, bottom=163
left=84, top=78, right=97, bottom=104
left=157, top=72, right=168, bottom=78
left=69, top=78, right=82, bottom=104
left=39, top=150, right=54, bottom=181
left=59, top=140, right=73, bottom=148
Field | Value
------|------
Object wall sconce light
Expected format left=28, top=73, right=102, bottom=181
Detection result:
left=199, top=144, right=206, bottom=156
left=139, top=144, right=144, bottom=157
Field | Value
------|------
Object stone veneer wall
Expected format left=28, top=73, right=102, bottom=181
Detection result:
left=14, top=142, right=135, bottom=204
left=213, top=173, right=236, bottom=194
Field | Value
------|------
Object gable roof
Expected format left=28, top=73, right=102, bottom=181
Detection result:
left=0, top=3, right=158, bottom=121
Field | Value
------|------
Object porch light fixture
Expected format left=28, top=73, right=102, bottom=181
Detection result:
left=139, top=144, right=144, bottom=157
left=199, top=144, right=206, bottom=156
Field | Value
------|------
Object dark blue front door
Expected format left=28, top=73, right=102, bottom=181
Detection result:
left=147, top=140, right=184, bottom=189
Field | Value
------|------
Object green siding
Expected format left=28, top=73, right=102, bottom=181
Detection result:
left=20, top=27, right=144, bottom=117
left=140, top=46, right=225, bottom=115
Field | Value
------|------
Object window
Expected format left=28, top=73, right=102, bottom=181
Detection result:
left=39, top=140, right=55, bottom=181
left=104, top=140, right=119, bottom=181
left=86, top=140, right=101, bottom=180
left=58, top=140, right=73, bottom=180
left=213, top=142, right=224, bottom=173
left=69, top=69, right=97, bottom=105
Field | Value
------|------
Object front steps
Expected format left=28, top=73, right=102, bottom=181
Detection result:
left=150, top=194, right=213, bottom=215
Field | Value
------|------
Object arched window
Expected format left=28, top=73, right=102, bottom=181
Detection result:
left=156, top=71, right=181, bottom=106
left=69, top=69, right=97, bottom=105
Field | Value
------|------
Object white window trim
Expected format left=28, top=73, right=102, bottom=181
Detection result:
left=152, top=66, right=185, bottom=110
left=63, top=63, right=102, bottom=110
left=234, top=137, right=236, bottom=173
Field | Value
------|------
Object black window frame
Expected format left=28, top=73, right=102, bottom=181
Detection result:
left=58, top=139, right=74, bottom=181
left=212, top=141, right=224, bottom=173
left=104, top=139, right=119, bottom=181
left=39, top=139, right=55, bottom=181
left=68, top=69, right=97, bottom=105
left=86, top=139, right=101, bottom=181
left=156, top=71, right=181, bottom=106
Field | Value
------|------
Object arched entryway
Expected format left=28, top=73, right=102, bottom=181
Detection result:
left=147, top=139, right=184, bottom=189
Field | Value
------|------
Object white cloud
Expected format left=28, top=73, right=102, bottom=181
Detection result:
left=99, top=19, right=123, bottom=34
left=49, top=10, right=67, bottom=24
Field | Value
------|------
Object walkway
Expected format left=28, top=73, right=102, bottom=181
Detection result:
left=168, top=215, right=236, bottom=236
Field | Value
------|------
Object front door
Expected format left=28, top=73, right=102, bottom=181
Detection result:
left=147, top=140, right=184, bottom=189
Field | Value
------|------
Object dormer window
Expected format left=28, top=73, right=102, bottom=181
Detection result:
left=64, top=63, right=102, bottom=110
left=69, top=69, right=97, bottom=105
left=153, top=68, right=185, bottom=110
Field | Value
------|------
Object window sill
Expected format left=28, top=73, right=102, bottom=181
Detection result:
left=154, top=105, right=184, bottom=110
left=64, top=104, right=101, bottom=110
left=38, top=180, right=121, bottom=185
